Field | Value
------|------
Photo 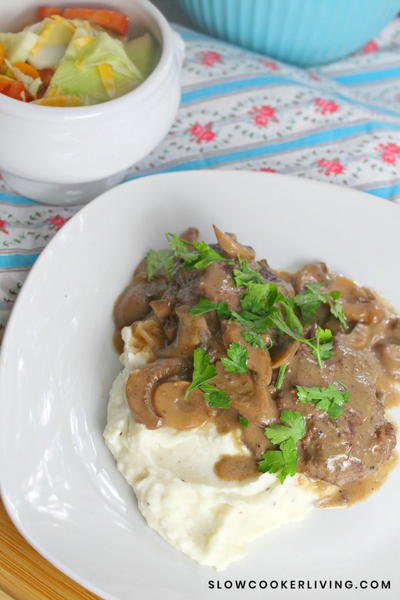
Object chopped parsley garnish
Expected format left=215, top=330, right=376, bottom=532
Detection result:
left=263, top=410, right=305, bottom=445
left=184, top=347, right=217, bottom=400
left=258, top=410, right=305, bottom=483
left=238, top=414, right=249, bottom=427
left=232, top=259, right=263, bottom=287
left=294, top=282, right=348, bottom=329
left=241, top=330, right=268, bottom=350
left=310, top=327, right=333, bottom=368
left=221, top=342, right=248, bottom=373
left=185, top=347, right=232, bottom=408
left=296, top=384, right=349, bottom=418
left=230, top=310, right=271, bottom=334
left=200, top=383, right=232, bottom=408
left=146, top=248, right=173, bottom=280
left=189, top=297, right=230, bottom=318
left=275, top=364, right=287, bottom=389
left=240, top=282, right=278, bottom=314
left=166, top=233, right=230, bottom=270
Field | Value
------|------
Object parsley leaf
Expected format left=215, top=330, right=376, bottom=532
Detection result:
left=230, top=310, right=271, bottom=333
left=311, top=327, right=333, bottom=368
left=185, top=348, right=233, bottom=408
left=221, top=342, right=248, bottom=373
left=259, top=411, right=305, bottom=483
left=294, top=283, right=326, bottom=322
left=258, top=438, right=299, bottom=483
left=296, top=384, right=349, bottom=418
left=189, top=297, right=230, bottom=318
left=329, top=294, right=348, bottom=329
left=241, top=330, right=268, bottom=350
left=233, top=259, right=264, bottom=287
left=294, top=282, right=348, bottom=329
left=278, top=295, right=303, bottom=334
left=264, top=410, right=305, bottom=445
left=275, top=364, right=287, bottom=389
left=238, top=414, right=249, bottom=427
left=184, top=347, right=217, bottom=400
left=166, top=233, right=229, bottom=270
left=240, top=282, right=279, bottom=314
left=146, top=248, right=173, bottom=280
left=200, top=383, right=232, bottom=408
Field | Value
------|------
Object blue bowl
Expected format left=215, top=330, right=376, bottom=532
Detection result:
left=179, top=0, right=400, bottom=66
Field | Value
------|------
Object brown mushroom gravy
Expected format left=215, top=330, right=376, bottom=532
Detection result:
left=113, top=226, right=399, bottom=507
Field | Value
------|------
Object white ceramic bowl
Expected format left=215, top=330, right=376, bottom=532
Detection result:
left=0, top=0, right=184, bottom=205
left=0, top=171, right=399, bottom=600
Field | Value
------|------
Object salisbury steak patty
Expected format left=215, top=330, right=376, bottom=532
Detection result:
left=277, top=343, right=396, bottom=486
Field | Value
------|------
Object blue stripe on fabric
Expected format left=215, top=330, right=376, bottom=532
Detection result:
left=125, top=120, right=400, bottom=180
left=181, top=75, right=295, bottom=103
left=0, top=193, right=38, bottom=205
left=0, top=253, right=39, bottom=268
left=331, top=66, right=400, bottom=85
left=335, top=93, right=400, bottom=119
left=364, top=183, right=400, bottom=199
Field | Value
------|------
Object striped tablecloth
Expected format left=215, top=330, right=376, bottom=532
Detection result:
left=1, top=20, right=400, bottom=338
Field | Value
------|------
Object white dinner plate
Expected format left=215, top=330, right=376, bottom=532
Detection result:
left=0, top=171, right=399, bottom=600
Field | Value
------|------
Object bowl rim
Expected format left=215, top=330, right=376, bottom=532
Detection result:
left=0, top=0, right=177, bottom=120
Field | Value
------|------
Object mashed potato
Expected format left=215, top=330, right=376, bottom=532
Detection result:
left=104, top=327, right=320, bottom=570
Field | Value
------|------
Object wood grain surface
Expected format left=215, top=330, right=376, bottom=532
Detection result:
left=0, top=500, right=101, bottom=600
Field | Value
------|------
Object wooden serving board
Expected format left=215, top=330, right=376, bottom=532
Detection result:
left=0, top=500, right=101, bottom=600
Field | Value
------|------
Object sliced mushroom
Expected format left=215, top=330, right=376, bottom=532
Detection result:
left=342, top=301, right=384, bottom=325
left=233, top=384, right=278, bottom=426
left=212, top=362, right=278, bottom=425
left=293, top=262, right=330, bottom=293
left=241, top=421, right=274, bottom=459
left=132, top=258, right=148, bottom=283
left=150, top=299, right=173, bottom=319
left=213, top=225, right=255, bottom=260
left=221, top=320, right=272, bottom=385
left=153, top=381, right=211, bottom=429
left=125, top=358, right=185, bottom=429
left=180, top=227, right=199, bottom=242
left=198, top=261, right=241, bottom=310
left=114, top=278, right=167, bottom=329
left=270, top=339, right=300, bottom=368
left=130, top=318, right=166, bottom=353
left=157, top=305, right=210, bottom=358
left=114, top=282, right=151, bottom=328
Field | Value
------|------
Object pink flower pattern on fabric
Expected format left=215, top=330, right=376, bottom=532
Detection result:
left=249, top=105, right=279, bottom=127
left=376, top=142, right=400, bottom=163
left=313, top=98, right=339, bottom=115
left=258, top=167, right=277, bottom=172
left=189, top=122, right=217, bottom=143
left=0, top=219, right=9, bottom=234
left=316, top=158, right=345, bottom=176
left=197, top=51, right=223, bottom=66
left=258, top=58, right=279, bottom=71
left=363, top=40, right=378, bottom=53
left=48, top=215, right=67, bottom=230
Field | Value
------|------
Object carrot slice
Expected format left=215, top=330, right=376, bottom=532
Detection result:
left=62, top=8, right=128, bottom=35
left=12, top=62, right=41, bottom=80
left=0, top=76, right=26, bottom=101
left=0, top=42, right=5, bottom=66
left=37, top=6, right=62, bottom=19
